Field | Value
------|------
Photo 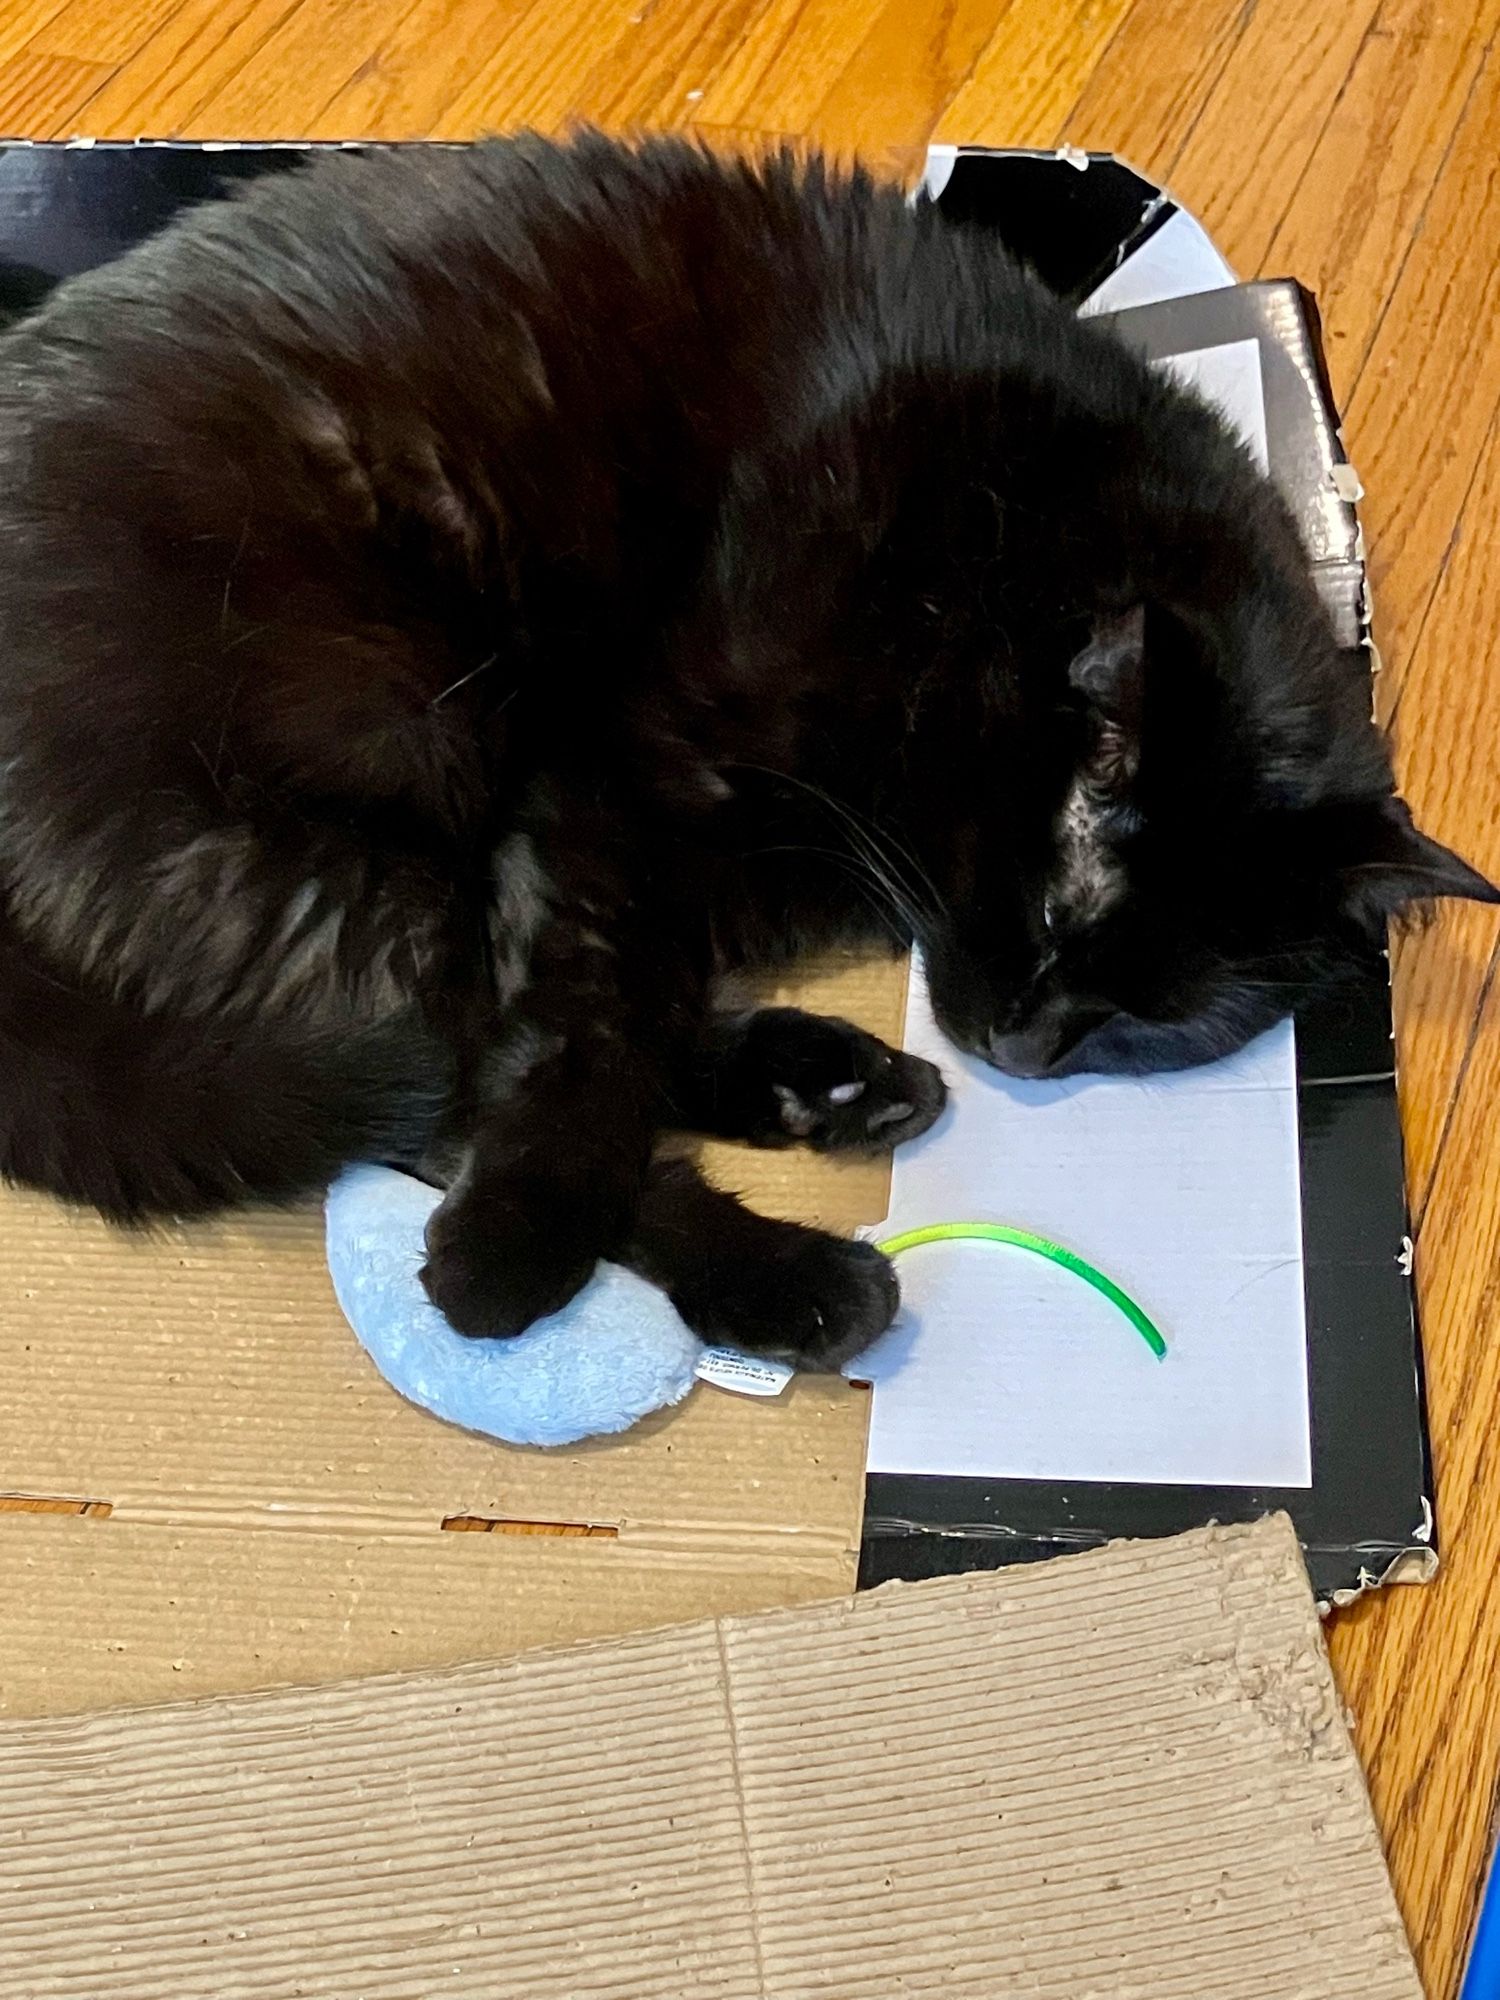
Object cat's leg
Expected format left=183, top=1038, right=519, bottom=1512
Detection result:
left=623, top=1156, right=898, bottom=1368
left=419, top=800, right=709, bottom=1339
left=673, top=1007, right=946, bottom=1154
left=419, top=1006, right=672, bottom=1339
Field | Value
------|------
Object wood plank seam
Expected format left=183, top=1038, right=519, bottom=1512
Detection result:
left=1469, top=1780, right=1500, bottom=1958
left=63, top=0, right=310, bottom=136
left=1384, top=392, right=1500, bottom=745
left=303, top=0, right=437, bottom=130
left=1431, top=1318, right=1500, bottom=1551
left=1099, top=0, right=1258, bottom=181
left=1057, top=2, right=1138, bottom=138
left=1349, top=1444, right=1498, bottom=1839
left=806, top=13, right=994, bottom=158
left=1332, top=41, right=1500, bottom=1231
left=1388, top=1560, right=1500, bottom=1956
left=1386, top=393, right=1500, bottom=1223
left=1245, top=3, right=1385, bottom=279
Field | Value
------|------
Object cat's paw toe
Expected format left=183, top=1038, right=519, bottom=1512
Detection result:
left=421, top=1195, right=597, bottom=1339
left=671, top=1227, right=899, bottom=1372
left=773, top=1040, right=946, bottom=1155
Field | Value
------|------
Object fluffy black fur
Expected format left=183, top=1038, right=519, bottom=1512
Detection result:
left=0, top=135, right=1490, bottom=1364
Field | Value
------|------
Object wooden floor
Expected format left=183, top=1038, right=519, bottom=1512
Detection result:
left=0, top=0, right=1496, bottom=1990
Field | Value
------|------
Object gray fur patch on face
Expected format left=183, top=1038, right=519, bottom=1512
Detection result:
left=1048, top=774, right=1128, bottom=932
left=487, top=832, right=550, bottom=1004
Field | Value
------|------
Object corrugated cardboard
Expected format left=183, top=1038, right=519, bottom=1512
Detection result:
left=0, top=141, right=1429, bottom=1718
left=0, top=957, right=896, bottom=1718
left=0, top=1515, right=1419, bottom=2000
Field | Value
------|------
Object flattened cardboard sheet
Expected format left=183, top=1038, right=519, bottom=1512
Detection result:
left=0, top=960, right=889, bottom=1720
left=0, top=1517, right=1420, bottom=2000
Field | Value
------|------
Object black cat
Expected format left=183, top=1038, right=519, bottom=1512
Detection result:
left=0, top=134, right=1490, bottom=1366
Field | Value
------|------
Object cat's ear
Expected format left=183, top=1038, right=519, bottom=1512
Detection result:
left=1340, top=796, right=1500, bottom=928
left=1069, top=604, right=1145, bottom=790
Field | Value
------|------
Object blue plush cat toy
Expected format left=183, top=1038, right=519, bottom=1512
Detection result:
left=325, top=1165, right=706, bottom=1448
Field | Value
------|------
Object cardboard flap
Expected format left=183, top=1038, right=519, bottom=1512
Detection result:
left=0, top=956, right=905, bottom=1715
left=0, top=1518, right=1420, bottom=2000
left=0, top=954, right=897, bottom=1537
left=0, top=1510, right=857, bottom=1719
left=1, top=1187, right=876, bottom=1531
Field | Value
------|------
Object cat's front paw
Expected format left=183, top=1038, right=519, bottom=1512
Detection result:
left=668, top=1222, right=899, bottom=1371
left=420, top=1182, right=601, bottom=1338
left=719, top=1009, right=947, bottom=1155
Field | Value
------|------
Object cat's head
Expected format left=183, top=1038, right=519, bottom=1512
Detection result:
left=692, top=326, right=1496, bottom=1079
left=919, top=598, right=1498, bottom=1077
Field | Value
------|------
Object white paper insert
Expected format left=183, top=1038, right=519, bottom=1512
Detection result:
left=695, top=1348, right=794, bottom=1398
left=1079, top=204, right=1237, bottom=317
left=854, top=961, right=1310, bottom=1488
left=851, top=332, right=1309, bottom=1491
left=1155, top=337, right=1269, bottom=471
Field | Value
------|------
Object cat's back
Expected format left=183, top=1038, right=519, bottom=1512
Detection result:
left=0, top=140, right=920, bottom=836
left=0, top=136, right=906, bottom=513
left=0, top=136, right=921, bottom=673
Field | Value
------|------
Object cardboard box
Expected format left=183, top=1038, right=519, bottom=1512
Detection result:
left=852, top=148, right=1432, bottom=1606
left=0, top=144, right=1433, bottom=1719
left=0, top=1516, right=1421, bottom=2000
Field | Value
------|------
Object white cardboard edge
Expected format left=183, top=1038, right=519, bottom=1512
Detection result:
left=914, top=143, right=1237, bottom=311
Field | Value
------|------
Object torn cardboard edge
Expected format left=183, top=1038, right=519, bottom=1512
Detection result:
left=0, top=1516, right=1422, bottom=2000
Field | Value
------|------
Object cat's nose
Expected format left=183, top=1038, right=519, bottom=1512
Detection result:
left=985, top=1025, right=1066, bottom=1078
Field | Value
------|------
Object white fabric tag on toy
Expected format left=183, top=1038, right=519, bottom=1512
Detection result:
left=694, top=1347, right=795, bottom=1397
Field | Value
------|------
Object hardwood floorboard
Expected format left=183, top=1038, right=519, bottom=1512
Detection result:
left=0, top=5, right=1493, bottom=1991
left=0, top=46, right=112, bottom=134
left=934, top=0, right=1136, bottom=151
